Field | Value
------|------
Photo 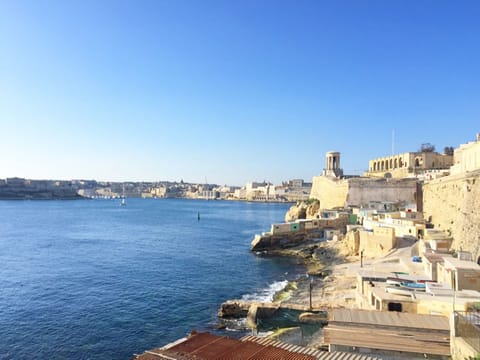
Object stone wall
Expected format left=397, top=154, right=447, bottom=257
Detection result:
left=310, top=176, right=419, bottom=210
left=358, top=226, right=397, bottom=258
left=310, top=176, right=349, bottom=209
left=423, top=170, right=480, bottom=262
left=451, top=336, right=478, bottom=360
left=347, top=178, right=418, bottom=209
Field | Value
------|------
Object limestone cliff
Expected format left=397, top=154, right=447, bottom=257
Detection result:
left=284, top=200, right=320, bottom=222
left=423, top=170, right=480, bottom=262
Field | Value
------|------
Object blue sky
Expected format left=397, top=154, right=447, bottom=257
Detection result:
left=1, top=1, right=479, bottom=186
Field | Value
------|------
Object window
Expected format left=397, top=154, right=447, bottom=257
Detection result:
left=388, top=302, right=402, bottom=312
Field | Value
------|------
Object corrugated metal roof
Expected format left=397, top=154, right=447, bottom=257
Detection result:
left=136, top=332, right=382, bottom=360
left=330, top=308, right=449, bottom=331
left=241, top=335, right=381, bottom=360
left=138, top=331, right=316, bottom=360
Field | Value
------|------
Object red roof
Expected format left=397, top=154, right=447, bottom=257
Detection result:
left=136, top=331, right=317, bottom=360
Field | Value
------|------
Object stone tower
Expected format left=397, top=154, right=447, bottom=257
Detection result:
left=323, top=151, right=343, bottom=178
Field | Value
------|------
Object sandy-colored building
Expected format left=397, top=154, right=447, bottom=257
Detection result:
left=419, top=229, right=454, bottom=255
left=362, top=211, right=425, bottom=239
left=357, top=226, right=397, bottom=258
left=450, top=133, right=480, bottom=175
left=365, top=151, right=453, bottom=179
left=437, top=257, right=480, bottom=291
left=324, top=309, right=451, bottom=359
left=422, top=252, right=452, bottom=282
left=245, top=181, right=275, bottom=201
left=269, top=216, right=348, bottom=236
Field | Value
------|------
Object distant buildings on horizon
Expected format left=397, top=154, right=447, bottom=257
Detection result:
left=2, top=132, right=479, bottom=201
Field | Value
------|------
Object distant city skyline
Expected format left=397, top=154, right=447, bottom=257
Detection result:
left=1, top=1, right=479, bottom=186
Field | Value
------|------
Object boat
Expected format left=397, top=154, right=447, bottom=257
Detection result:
left=121, top=185, right=126, bottom=206
left=386, top=286, right=413, bottom=297
left=386, top=277, right=411, bottom=286
left=400, top=282, right=426, bottom=291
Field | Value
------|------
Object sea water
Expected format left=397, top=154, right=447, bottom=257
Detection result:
left=0, top=199, right=305, bottom=359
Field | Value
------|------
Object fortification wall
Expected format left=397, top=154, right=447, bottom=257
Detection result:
left=310, top=176, right=349, bottom=209
left=346, top=178, right=418, bottom=208
left=423, top=170, right=480, bottom=262
left=310, top=176, right=418, bottom=210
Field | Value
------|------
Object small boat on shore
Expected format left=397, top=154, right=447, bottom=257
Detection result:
left=416, top=279, right=436, bottom=284
left=400, top=282, right=426, bottom=291
left=386, top=286, right=413, bottom=297
left=386, top=277, right=411, bottom=285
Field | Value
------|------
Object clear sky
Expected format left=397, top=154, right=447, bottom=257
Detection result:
left=1, top=1, right=479, bottom=186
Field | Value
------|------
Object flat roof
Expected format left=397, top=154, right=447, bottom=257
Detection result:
left=371, top=286, right=416, bottom=302
left=324, top=324, right=450, bottom=356
left=444, top=257, right=480, bottom=270
left=329, top=308, right=449, bottom=331
left=414, top=290, right=480, bottom=304
left=423, top=252, right=451, bottom=263
left=424, top=229, right=453, bottom=241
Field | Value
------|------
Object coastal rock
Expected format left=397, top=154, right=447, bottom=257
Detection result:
left=306, top=200, right=320, bottom=218
left=285, top=202, right=307, bottom=222
left=298, top=312, right=328, bottom=324
left=250, top=232, right=307, bottom=251
left=217, top=300, right=252, bottom=318
left=284, top=200, right=320, bottom=222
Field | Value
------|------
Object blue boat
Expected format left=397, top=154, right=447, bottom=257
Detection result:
left=400, top=282, right=426, bottom=291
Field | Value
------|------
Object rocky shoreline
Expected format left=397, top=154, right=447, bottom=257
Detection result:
left=218, top=236, right=358, bottom=345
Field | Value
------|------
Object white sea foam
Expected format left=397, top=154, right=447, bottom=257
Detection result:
left=241, top=280, right=288, bottom=302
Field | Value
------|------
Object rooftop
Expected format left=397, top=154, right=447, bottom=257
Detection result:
left=325, top=309, right=451, bottom=356
left=135, top=331, right=381, bottom=360
left=329, top=308, right=449, bottom=331
left=424, top=229, right=453, bottom=241
left=444, top=257, right=480, bottom=270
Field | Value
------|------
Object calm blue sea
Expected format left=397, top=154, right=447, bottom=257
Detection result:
left=0, top=199, right=305, bottom=359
